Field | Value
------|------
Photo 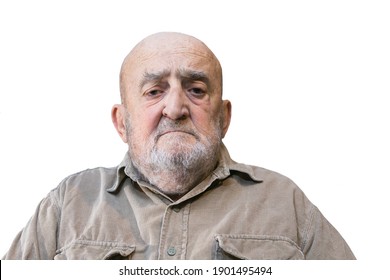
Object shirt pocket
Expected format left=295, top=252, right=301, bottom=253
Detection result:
left=54, top=239, right=135, bottom=260
left=214, top=234, right=304, bottom=260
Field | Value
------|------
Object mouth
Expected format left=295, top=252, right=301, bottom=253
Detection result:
left=156, top=130, right=197, bottom=141
left=159, top=130, right=194, bottom=137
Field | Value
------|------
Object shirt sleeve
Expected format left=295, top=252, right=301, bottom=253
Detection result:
left=2, top=190, right=60, bottom=260
left=301, top=205, right=356, bottom=259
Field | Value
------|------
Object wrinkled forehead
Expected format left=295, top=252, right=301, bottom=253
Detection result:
left=120, top=33, right=222, bottom=91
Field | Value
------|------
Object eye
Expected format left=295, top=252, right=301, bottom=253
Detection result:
left=188, top=87, right=206, bottom=97
left=145, top=88, right=164, bottom=98
left=148, top=89, right=161, bottom=95
left=190, top=88, right=203, bottom=94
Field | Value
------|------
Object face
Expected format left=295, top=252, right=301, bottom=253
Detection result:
left=112, top=33, right=231, bottom=195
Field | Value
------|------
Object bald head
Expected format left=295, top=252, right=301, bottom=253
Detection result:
left=119, top=32, right=223, bottom=104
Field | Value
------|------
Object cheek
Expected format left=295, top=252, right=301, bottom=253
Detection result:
left=130, top=106, right=162, bottom=141
left=191, top=106, right=221, bottom=136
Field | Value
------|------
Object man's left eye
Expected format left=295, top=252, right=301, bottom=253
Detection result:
left=189, top=88, right=205, bottom=95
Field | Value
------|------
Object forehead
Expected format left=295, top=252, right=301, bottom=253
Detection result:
left=136, top=49, right=214, bottom=76
left=122, top=34, right=221, bottom=87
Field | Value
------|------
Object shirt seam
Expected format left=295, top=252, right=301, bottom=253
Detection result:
left=49, top=189, right=62, bottom=252
left=180, top=203, right=191, bottom=260
left=300, top=204, right=316, bottom=253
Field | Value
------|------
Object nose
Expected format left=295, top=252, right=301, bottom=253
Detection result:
left=162, top=87, right=189, bottom=120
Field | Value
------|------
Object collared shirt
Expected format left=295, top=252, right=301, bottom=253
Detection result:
left=2, top=144, right=355, bottom=260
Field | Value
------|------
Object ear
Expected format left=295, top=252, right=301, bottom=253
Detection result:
left=111, top=104, right=128, bottom=143
left=221, top=100, right=232, bottom=138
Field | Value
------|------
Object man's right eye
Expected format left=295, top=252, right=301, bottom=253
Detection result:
left=146, top=89, right=163, bottom=97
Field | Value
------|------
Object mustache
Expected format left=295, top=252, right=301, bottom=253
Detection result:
left=155, top=120, right=200, bottom=142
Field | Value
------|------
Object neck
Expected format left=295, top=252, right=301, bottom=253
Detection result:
left=139, top=159, right=217, bottom=198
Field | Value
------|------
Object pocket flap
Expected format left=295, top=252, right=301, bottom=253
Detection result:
left=215, top=234, right=304, bottom=260
left=55, top=240, right=135, bottom=260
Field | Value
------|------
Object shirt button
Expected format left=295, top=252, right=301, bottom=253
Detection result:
left=167, top=247, right=176, bottom=256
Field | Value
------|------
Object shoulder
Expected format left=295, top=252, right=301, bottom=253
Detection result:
left=61, top=166, right=117, bottom=185
left=230, top=162, right=300, bottom=190
left=49, top=166, right=119, bottom=204
left=228, top=162, right=312, bottom=205
left=221, top=145, right=299, bottom=190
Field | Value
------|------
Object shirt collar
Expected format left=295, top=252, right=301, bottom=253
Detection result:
left=217, top=143, right=264, bottom=182
left=106, top=142, right=263, bottom=193
left=105, top=154, right=131, bottom=193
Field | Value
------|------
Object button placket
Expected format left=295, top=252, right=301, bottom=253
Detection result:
left=158, top=206, right=179, bottom=259
left=158, top=203, right=190, bottom=259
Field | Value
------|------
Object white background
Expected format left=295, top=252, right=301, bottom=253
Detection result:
left=0, top=0, right=389, bottom=263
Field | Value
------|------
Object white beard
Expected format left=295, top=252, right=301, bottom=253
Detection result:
left=126, top=116, right=223, bottom=197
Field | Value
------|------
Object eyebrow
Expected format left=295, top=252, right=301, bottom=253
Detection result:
left=176, top=68, right=210, bottom=89
left=139, top=69, right=171, bottom=89
left=139, top=68, right=210, bottom=90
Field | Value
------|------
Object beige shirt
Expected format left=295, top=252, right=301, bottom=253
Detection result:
left=3, top=144, right=355, bottom=260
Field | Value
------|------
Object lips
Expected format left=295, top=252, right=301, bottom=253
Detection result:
left=155, top=120, right=199, bottom=142
left=158, top=130, right=194, bottom=139
left=156, top=129, right=198, bottom=142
